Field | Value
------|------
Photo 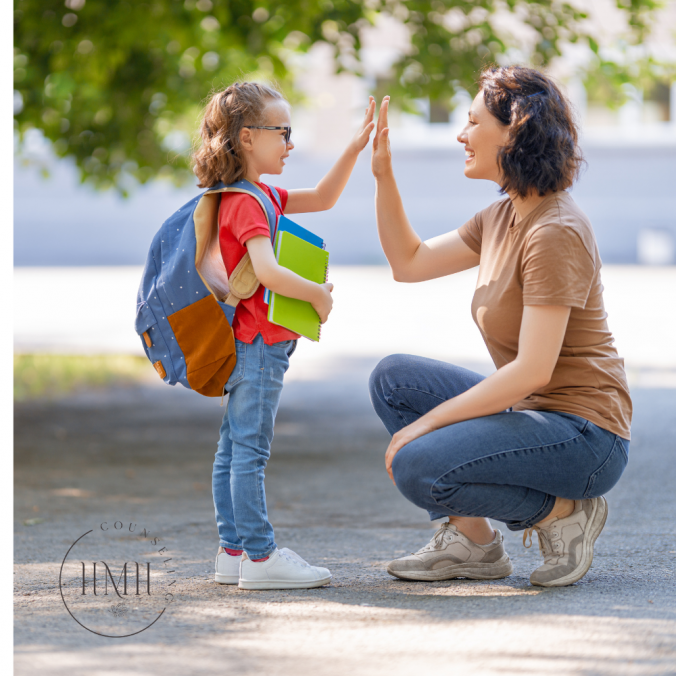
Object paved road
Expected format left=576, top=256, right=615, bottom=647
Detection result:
left=13, top=357, right=676, bottom=675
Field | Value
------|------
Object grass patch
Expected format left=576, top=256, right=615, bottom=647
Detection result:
left=14, top=354, right=152, bottom=401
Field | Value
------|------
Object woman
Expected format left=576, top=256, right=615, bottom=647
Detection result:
left=368, top=66, right=632, bottom=588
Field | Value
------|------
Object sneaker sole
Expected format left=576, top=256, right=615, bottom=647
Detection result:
left=531, top=496, right=608, bottom=588
left=387, top=555, right=513, bottom=582
left=238, top=575, right=332, bottom=590
left=215, top=573, right=239, bottom=585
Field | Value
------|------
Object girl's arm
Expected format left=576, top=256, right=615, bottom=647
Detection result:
left=245, top=235, right=333, bottom=322
left=372, top=96, right=480, bottom=282
left=383, top=304, right=572, bottom=482
left=284, top=98, right=376, bottom=214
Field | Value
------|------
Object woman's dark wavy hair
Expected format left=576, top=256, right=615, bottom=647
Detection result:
left=479, top=66, right=585, bottom=198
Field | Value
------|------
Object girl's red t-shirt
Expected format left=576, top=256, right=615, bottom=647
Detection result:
left=218, top=182, right=300, bottom=345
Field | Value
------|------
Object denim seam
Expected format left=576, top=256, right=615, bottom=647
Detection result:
left=428, top=431, right=585, bottom=515
left=388, top=386, right=448, bottom=403
left=252, top=341, right=275, bottom=558
left=387, top=387, right=447, bottom=427
left=617, top=436, right=629, bottom=462
left=583, top=435, right=623, bottom=498
left=255, top=341, right=267, bottom=553
left=227, top=345, right=246, bottom=391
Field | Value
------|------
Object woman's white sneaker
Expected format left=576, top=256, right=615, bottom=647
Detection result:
left=238, top=548, right=332, bottom=590
left=215, top=549, right=241, bottom=585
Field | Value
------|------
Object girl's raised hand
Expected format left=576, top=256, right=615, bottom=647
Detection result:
left=347, top=96, right=376, bottom=153
left=371, top=96, right=391, bottom=179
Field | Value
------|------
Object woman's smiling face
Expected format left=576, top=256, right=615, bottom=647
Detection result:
left=457, top=90, right=510, bottom=185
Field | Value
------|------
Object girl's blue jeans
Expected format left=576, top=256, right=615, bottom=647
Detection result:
left=369, top=354, right=630, bottom=531
left=212, top=334, right=297, bottom=559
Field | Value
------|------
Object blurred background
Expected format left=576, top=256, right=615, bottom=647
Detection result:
left=13, top=7, right=676, bottom=670
left=13, top=0, right=676, bottom=391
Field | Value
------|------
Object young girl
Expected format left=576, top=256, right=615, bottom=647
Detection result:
left=192, top=81, right=375, bottom=590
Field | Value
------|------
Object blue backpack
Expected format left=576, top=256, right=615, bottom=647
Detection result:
left=135, top=179, right=281, bottom=397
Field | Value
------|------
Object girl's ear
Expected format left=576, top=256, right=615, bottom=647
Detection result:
left=239, top=126, right=254, bottom=152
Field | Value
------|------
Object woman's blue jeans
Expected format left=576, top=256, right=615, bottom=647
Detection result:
left=369, top=354, right=629, bottom=531
left=212, top=334, right=296, bottom=559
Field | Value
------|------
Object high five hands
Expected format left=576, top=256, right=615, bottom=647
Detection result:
left=347, top=96, right=376, bottom=153
left=371, top=95, right=391, bottom=179
left=345, top=95, right=391, bottom=172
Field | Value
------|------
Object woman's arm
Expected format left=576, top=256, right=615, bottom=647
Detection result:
left=285, top=98, right=376, bottom=215
left=384, top=304, right=572, bottom=482
left=245, top=235, right=333, bottom=322
left=372, top=97, right=480, bottom=282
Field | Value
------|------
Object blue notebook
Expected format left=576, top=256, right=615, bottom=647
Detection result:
left=263, top=216, right=325, bottom=303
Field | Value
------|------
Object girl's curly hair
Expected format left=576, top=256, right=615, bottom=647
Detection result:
left=479, top=66, right=585, bottom=198
left=192, top=81, right=286, bottom=188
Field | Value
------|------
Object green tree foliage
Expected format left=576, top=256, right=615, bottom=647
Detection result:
left=14, top=0, right=664, bottom=192
left=14, top=0, right=367, bottom=191
left=383, top=0, right=664, bottom=115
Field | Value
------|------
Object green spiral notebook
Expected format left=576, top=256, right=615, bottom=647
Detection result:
left=267, top=231, right=330, bottom=342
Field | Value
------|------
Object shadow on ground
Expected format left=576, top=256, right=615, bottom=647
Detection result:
left=14, top=358, right=676, bottom=675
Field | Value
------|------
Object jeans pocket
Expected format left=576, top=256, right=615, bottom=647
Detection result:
left=583, top=436, right=629, bottom=498
left=224, top=345, right=246, bottom=392
left=271, top=339, right=297, bottom=357
left=287, top=339, right=298, bottom=358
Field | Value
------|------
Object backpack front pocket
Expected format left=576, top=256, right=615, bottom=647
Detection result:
left=167, top=295, right=237, bottom=397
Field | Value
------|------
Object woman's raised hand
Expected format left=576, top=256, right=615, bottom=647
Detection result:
left=371, top=96, right=391, bottom=179
left=347, top=96, right=376, bottom=153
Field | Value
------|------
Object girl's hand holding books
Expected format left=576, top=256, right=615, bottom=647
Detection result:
left=311, top=282, right=334, bottom=324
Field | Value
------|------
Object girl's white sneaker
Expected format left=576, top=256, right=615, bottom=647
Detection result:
left=238, top=547, right=332, bottom=590
left=215, top=550, right=242, bottom=585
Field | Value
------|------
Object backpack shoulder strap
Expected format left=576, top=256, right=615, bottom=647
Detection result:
left=267, top=185, right=283, bottom=212
left=205, top=179, right=277, bottom=239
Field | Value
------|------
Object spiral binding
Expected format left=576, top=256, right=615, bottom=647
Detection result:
left=317, top=256, right=329, bottom=341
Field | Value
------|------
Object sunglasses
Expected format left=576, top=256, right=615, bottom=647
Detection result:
left=243, top=125, right=292, bottom=144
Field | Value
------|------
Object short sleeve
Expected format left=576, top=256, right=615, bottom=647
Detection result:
left=220, top=193, right=275, bottom=246
left=522, top=225, right=595, bottom=308
left=457, top=212, right=482, bottom=254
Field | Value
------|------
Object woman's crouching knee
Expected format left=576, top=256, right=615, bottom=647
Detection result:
left=368, top=354, right=411, bottom=400
left=391, top=447, right=435, bottom=510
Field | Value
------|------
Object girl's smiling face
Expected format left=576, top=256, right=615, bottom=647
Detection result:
left=240, top=99, right=294, bottom=180
left=457, top=90, right=510, bottom=185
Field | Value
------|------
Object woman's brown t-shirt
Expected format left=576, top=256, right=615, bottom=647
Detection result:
left=457, top=191, right=632, bottom=440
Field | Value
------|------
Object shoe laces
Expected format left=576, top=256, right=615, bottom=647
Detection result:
left=416, top=522, right=457, bottom=554
left=279, top=548, right=311, bottom=568
left=523, top=524, right=559, bottom=563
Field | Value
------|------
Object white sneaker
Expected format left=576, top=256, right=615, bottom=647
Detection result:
left=215, top=549, right=242, bottom=585
left=238, top=547, right=332, bottom=590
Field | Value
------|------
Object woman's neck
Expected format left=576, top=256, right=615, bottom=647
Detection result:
left=509, top=190, right=553, bottom=224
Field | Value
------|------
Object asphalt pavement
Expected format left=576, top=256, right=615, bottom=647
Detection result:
left=13, top=354, right=676, bottom=675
